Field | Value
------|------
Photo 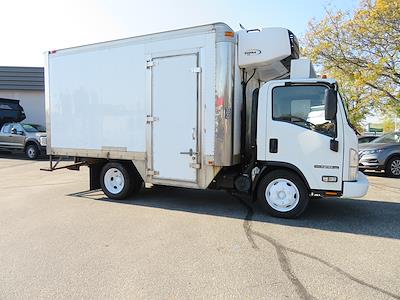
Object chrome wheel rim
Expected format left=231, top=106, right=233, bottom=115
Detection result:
left=390, top=159, right=400, bottom=176
left=265, top=178, right=300, bottom=212
left=104, top=168, right=125, bottom=194
left=27, top=147, right=36, bottom=158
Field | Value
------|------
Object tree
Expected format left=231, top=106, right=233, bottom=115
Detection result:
left=303, top=0, right=400, bottom=126
left=383, top=117, right=395, bottom=132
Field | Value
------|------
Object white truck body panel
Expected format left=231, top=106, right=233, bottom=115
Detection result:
left=290, top=59, right=316, bottom=79
left=48, top=43, right=147, bottom=152
left=46, top=23, right=239, bottom=189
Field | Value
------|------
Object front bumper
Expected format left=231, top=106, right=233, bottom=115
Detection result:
left=358, top=152, right=385, bottom=170
left=40, top=145, right=47, bottom=155
left=342, top=171, right=369, bottom=198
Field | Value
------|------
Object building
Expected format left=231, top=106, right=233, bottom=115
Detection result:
left=0, top=66, right=45, bottom=126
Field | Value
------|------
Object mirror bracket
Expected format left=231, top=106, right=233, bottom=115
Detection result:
left=330, top=139, right=339, bottom=152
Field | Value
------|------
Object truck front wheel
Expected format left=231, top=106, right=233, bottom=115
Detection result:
left=100, top=162, right=142, bottom=200
left=256, top=170, right=309, bottom=218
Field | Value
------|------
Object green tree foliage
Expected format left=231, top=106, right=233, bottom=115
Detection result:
left=383, top=117, right=395, bottom=132
left=303, top=0, right=400, bottom=126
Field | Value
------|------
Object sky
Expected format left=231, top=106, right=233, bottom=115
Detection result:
left=0, top=0, right=359, bottom=67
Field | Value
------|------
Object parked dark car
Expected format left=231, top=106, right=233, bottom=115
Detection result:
left=358, top=132, right=400, bottom=177
left=358, top=135, right=379, bottom=144
left=0, top=122, right=47, bottom=159
left=0, top=98, right=26, bottom=127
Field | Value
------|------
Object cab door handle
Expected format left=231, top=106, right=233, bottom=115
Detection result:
left=269, top=139, right=278, bottom=153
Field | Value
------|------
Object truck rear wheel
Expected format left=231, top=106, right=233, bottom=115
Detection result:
left=100, top=162, right=142, bottom=200
left=256, top=170, right=309, bottom=218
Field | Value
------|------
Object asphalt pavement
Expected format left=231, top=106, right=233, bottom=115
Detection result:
left=0, top=154, right=399, bottom=299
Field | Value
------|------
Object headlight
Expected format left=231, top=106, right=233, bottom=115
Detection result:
left=364, top=149, right=384, bottom=155
left=39, top=136, right=47, bottom=146
left=349, top=148, right=358, bottom=181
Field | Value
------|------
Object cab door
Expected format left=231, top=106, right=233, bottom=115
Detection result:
left=9, top=123, right=25, bottom=149
left=258, top=82, right=344, bottom=191
left=0, top=124, right=11, bottom=148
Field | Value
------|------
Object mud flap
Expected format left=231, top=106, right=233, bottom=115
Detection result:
left=89, top=163, right=103, bottom=190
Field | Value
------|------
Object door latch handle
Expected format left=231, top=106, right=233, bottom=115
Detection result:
left=192, top=128, right=196, bottom=140
left=269, top=138, right=278, bottom=153
left=180, top=148, right=198, bottom=156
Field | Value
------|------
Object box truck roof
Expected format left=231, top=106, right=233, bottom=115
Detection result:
left=46, top=22, right=234, bottom=55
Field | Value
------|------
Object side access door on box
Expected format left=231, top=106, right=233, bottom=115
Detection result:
left=147, top=53, right=201, bottom=186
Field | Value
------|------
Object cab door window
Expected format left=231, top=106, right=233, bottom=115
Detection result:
left=2, top=124, right=11, bottom=134
left=12, top=123, right=24, bottom=134
left=272, top=85, right=336, bottom=137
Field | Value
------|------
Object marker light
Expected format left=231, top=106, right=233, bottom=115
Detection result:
left=322, top=176, right=338, bottom=182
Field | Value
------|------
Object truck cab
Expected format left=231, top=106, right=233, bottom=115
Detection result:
left=247, top=76, right=368, bottom=217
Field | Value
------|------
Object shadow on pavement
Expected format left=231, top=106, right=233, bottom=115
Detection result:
left=68, top=185, right=400, bottom=240
left=363, top=170, right=400, bottom=179
left=0, top=150, right=48, bottom=161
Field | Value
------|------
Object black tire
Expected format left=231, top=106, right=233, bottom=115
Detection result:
left=100, top=162, right=142, bottom=200
left=385, top=156, right=400, bottom=178
left=256, top=169, right=309, bottom=218
left=25, top=144, right=39, bottom=160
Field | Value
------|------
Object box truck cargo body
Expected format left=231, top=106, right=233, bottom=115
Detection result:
left=45, top=23, right=368, bottom=218
left=47, top=23, right=243, bottom=189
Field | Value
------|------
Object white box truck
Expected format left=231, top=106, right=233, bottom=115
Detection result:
left=44, top=23, right=368, bottom=218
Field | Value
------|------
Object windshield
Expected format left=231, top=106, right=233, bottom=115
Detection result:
left=372, top=132, right=400, bottom=143
left=272, top=85, right=336, bottom=137
left=22, top=124, right=46, bottom=132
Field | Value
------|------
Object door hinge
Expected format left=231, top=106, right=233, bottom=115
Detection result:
left=190, top=163, right=201, bottom=169
left=146, top=60, right=155, bottom=68
left=147, top=169, right=159, bottom=176
left=146, top=115, right=159, bottom=123
left=191, top=67, right=202, bottom=73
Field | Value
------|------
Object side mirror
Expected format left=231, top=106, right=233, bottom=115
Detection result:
left=325, top=89, right=337, bottom=121
left=11, top=128, right=17, bottom=135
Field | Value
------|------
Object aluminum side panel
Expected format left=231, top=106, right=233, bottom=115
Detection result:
left=214, top=41, right=235, bottom=166
left=48, top=44, right=147, bottom=152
